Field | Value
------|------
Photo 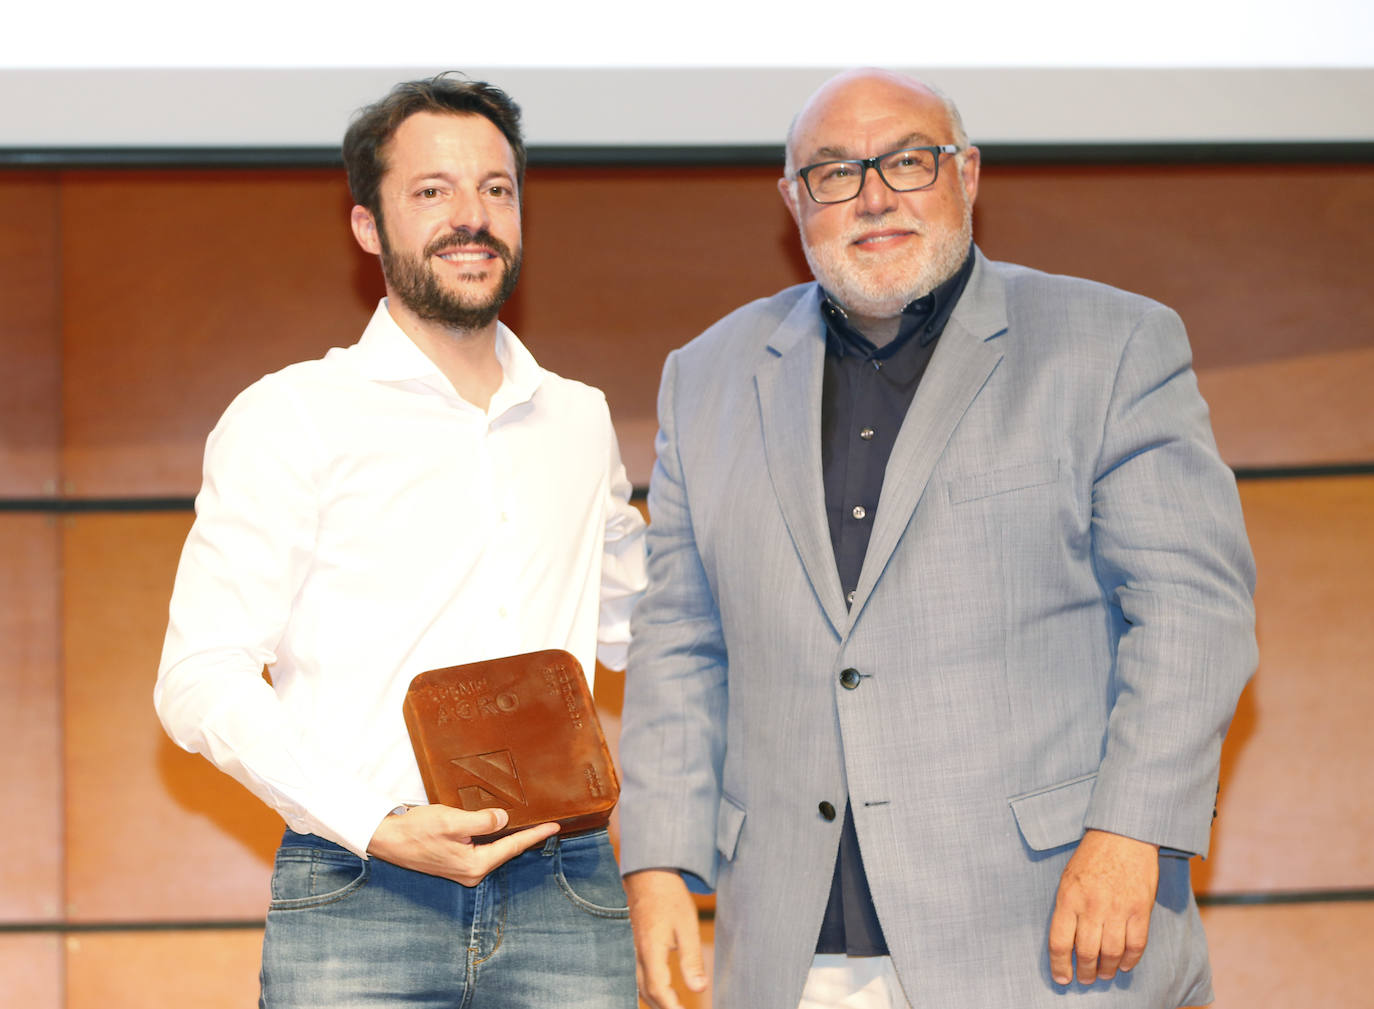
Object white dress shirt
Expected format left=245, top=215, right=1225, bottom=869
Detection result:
left=155, top=300, right=647, bottom=857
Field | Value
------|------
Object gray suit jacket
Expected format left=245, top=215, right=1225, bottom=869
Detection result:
left=618, top=251, right=1257, bottom=1008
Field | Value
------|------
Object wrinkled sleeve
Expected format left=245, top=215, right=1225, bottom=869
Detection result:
left=1084, top=306, right=1258, bottom=857
left=595, top=419, right=647, bottom=671
left=617, top=350, right=729, bottom=890
left=153, top=379, right=397, bottom=857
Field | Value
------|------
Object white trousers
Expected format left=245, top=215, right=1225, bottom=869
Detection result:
left=798, top=955, right=911, bottom=1009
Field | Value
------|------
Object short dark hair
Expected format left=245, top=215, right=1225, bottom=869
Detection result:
left=342, top=73, right=526, bottom=219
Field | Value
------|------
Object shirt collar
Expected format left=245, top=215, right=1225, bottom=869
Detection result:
left=341, top=299, right=544, bottom=412
left=489, top=319, right=544, bottom=415
left=820, top=244, right=975, bottom=361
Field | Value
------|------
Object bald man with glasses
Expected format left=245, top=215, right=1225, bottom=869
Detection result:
left=617, top=68, right=1256, bottom=1009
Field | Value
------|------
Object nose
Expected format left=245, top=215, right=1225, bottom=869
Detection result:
left=855, top=164, right=898, bottom=216
left=446, top=189, right=492, bottom=234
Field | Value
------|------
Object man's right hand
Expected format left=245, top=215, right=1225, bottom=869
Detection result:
left=624, top=868, right=708, bottom=1009
left=366, top=804, right=558, bottom=887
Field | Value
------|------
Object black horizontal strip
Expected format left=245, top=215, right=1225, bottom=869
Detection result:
left=1, top=460, right=1370, bottom=515
left=1232, top=462, right=1374, bottom=480
left=1198, top=887, right=1374, bottom=907
left=0, top=887, right=1371, bottom=936
left=694, top=889, right=1374, bottom=920
left=0, top=918, right=264, bottom=934
left=3, top=140, right=1373, bottom=171
left=976, top=141, right=1374, bottom=166
left=0, top=497, right=195, bottom=513
left=0, top=147, right=343, bottom=170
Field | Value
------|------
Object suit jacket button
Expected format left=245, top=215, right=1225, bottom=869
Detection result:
left=818, top=801, right=836, bottom=821
left=839, top=668, right=861, bottom=689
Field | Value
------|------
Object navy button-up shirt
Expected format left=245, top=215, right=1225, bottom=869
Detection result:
left=815, top=247, right=975, bottom=955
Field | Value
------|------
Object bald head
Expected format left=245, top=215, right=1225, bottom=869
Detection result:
left=775, top=67, right=980, bottom=329
left=784, top=69, right=970, bottom=177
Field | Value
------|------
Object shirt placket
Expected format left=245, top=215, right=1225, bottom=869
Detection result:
left=481, top=417, right=523, bottom=658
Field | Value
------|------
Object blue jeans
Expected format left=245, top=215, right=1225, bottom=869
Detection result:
left=260, top=827, right=635, bottom=1008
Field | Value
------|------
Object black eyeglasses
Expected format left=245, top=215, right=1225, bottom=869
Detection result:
left=795, top=145, right=962, bottom=204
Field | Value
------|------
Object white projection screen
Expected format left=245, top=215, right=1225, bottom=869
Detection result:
left=2, top=0, right=1371, bottom=152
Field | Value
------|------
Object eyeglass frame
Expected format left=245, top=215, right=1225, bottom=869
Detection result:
left=793, top=144, right=963, bottom=205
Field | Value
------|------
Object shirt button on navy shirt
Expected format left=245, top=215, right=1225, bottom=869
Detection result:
left=851, top=505, right=867, bottom=520
left=859, top=427, right=875, bottom=440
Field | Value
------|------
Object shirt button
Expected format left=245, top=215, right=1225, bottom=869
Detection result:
left=818, top=801, right=837, bottom=821
left=846, top=589, right=856, bottom=605
left=840, top=668, right=861, bottom=689
left=498, top=606, right=509, bottom=619
left=859, top=427, right=875, bottom=440
left=851, top=505, right=867, bottom=520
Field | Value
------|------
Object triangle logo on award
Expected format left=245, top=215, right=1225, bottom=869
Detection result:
left=452, top=749, right=527, bottom=809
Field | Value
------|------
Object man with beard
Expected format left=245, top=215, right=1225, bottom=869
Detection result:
left=618, top=69, right=1256, bottom=1009
left=155, top=75, right=645, bottom=1008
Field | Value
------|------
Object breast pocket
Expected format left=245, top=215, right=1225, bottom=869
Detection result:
left=948, top=459, right=1061, bottom=505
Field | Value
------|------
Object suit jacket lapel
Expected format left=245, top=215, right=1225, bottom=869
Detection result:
left=850, top=253, right=1010, bottom=622
left=754, top=287, right=849, bottom=637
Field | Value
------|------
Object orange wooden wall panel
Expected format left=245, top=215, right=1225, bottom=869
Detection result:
left=1201, top=902, right=1374, bottom=1007
left=0, top=935, right=62, bottom=1009
left=50, top=163, right=1374, bottom=494
left=58, top=170, right=383, bottom=498
left=52, top=166, right=805, bottom=495
left=0, top=516, right=63, bottom=922
left=514, top=165, right=809, bottom=480
left=1198, top=345, right=1374, bottom=468
left=65, top=930, right=262, bottom=1009
left=973, top=163, right=1374, bottom=371
left=972, top=162, right=1374, bottom=470
left=61, top=513, right=278, bottom=922
left=0, top=174, right=61, bottom=496
left=1197, top=476, right=1374, bottom=895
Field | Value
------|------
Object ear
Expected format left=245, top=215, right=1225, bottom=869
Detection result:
left=959, top=145, right=981, bottom=208
left=777, top=175, right=802, bottom=228
left=350, top=204, right=382, bottom=256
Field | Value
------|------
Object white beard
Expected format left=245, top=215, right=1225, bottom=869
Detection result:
left=801, top=196, right=973, bottom=318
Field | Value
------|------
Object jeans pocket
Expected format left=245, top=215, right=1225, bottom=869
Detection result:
left=552, top=830, right=630, bottom=918
left=268, top=844, right=370, bottom=911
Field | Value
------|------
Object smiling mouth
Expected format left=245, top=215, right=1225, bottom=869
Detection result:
left=852, top=231, right=916, bottom=247
left=437, top=250, right=496, bottom=263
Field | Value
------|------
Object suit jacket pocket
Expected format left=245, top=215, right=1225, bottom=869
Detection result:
left=716, top=793, right=746, bottom=862
left=948, top=458, right=1060, bottom=505
left=1007, top=772, right=1096, bottom=851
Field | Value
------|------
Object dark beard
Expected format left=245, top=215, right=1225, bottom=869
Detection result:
left=379, top=226, right=522, bottom=332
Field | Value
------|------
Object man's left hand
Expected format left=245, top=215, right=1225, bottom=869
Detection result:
left=1048, top=828, right=1159, bottom=986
